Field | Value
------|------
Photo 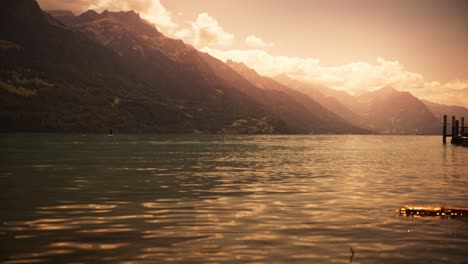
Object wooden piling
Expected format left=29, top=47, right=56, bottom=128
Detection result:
left=443, top=115, right=447, bottom=144
left=462, top=117, right=465, bottom=136
left=452, top=116, right=456, bottom=135
left=451, top=116, right=456, bottom=144
left=442, top=114, right=466, bottom=145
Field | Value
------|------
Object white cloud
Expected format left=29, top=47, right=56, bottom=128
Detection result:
left=439, top=80, right=468, bottom=91
left=38, top=0, right=96, bottom=14
left=202, top=48, right=320, bottom=79
left=245, top=35, right=274, bottom=48
left=191, top=13, right=234, bottom=48
left=416, top=80, right=468, bottom=107
left=173, top=28, right=193, bottom=40
left=91, top=0, right=177, bottom=32
left=38, top=1, right=235, bottom=47
left=90, top=3, right=236, bottom=48
left=38, top=0, right=178, bottom=33
left=203, top=48, right=468, bottom=107
left=203, top=48, right=424, bottom=93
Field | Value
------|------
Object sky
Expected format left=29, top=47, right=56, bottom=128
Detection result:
left=37, top=0, right=468, bottom=107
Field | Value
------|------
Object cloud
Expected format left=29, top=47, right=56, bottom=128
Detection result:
left=202, top=48, right=320, bottom=79
left=173, top=28, right=193, bottom=41
left=191, top=13, right=234, bottom=48
left=203, top=48, right=424, bottom=93
left=37, top=1, right=235, bottom=48
left=416, top=82, right=468, bottom=107
left=91, top=0, right=177, bottom=32
left=38, top=0, right=177, bottom=33
left=245, top=35, right=274, bottom=48
left=37, top=0, right=94, bottom=13
left=439, top=80, right=468, bottom=91
left=203, top=48, right=468, bottom=107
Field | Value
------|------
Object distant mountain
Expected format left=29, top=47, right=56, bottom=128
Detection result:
left=273, top=74, right=365, bottom=127
left=352, top=87, right=440, bottom=134
left=227, top=61, right=368, bottom=133
left=274, top=75, right=441, bottom=134
left=275, top=75, right=361, bottom=111
left=422, top=100, right=468, bottom=123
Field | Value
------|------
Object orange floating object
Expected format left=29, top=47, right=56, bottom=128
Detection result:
left=400, top=206, right=468, bottom=218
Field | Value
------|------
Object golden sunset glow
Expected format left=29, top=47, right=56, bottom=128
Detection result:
left=37, top=0, right=468, bottom=107
left=2, top=1, right=468, bottom=262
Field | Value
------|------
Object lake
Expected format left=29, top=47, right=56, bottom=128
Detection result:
left=0, top=134, right=467, bottom=263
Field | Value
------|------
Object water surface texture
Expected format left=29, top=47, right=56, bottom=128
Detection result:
left=1, top=134, right=467, bottom=263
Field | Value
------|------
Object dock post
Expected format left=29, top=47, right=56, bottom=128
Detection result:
left=462, top=117, right=465, bottom=136
left=455, top=120, right=459, bottom=138
left=451, top=116, right=456, bottom=144
left=443, top=115, right=447, bottom=144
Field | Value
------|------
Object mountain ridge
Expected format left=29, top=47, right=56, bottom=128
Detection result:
left=1, top=0, right=258, bottom=133
left=1, top=0, right=368, bottom=134
left=354, top=87, right=440, bottom=134
left=1, top=0, right=452, bottom=135
left=226, top=60, right=369, bottom=134
left=274, top=75, right=442, bottom=134
left=273, top=74, right=366, bottom=128
left=422, top=100, right=468, bottom=123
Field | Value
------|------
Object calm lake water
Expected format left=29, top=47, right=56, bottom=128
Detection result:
left=0, top=134, right=467, bottom=263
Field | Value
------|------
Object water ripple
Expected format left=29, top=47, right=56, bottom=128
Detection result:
left=0, top=134, right=467, bottom=263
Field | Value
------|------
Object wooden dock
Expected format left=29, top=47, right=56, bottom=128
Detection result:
left=442, top=115, right=467, bottom=146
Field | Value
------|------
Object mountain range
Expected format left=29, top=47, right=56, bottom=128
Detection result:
left=422, top=100, right=468, bottom=124
left=275, top=76, right=450, bottom=135
left=0, top=0, right=465, bottom=134
left=0, top=0, right=367, bottom=134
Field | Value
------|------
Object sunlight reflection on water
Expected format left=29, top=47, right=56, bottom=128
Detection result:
left=0, top=134, right=467, bottom=263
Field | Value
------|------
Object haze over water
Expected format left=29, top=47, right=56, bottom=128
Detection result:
left=0, top=134, right=467, bottom=263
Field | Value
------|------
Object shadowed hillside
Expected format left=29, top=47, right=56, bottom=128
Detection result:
left=0, top=0, right=373, bottom=134
left=0, top=0, right=269, bottom=133
left=0, top=0, right=444, bottom=135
